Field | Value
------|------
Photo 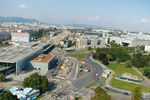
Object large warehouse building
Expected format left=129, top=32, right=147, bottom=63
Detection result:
left=0, top=42, right=54, bottom=75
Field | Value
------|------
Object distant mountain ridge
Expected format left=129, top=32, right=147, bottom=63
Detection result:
left=0, top=16, right=39, bottom=23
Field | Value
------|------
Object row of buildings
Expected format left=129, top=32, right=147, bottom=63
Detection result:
left=110, top=32, right=150, bottom=47
left=76, top=31, right=150, bottom=50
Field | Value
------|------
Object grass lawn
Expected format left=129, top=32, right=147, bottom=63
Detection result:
left=138, top=67, right=150, bottom=80
left=138, top=67, right=150, bottom=74
left=67, top=53, right=88, bottom=59
left=107, top=62, right=143, bottom=79
left=85, top=82, right=97, bottom=88
left=101, top=77, right=107, bottom=84
left=75, top=49, right=90, bottom=52
left=107, top=62, right=150, bottom=92
left=35, top=94, right=45, bottom=100
left=110, top=78, right=150, bottom=92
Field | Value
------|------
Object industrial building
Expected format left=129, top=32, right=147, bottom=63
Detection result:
left=77, top=37, right=107, bottom=49
left=28, top=54, right=56, bottom=75
left=76, top=31, right=108, bottom=49
left=11, top=30, right=32, bottom=42
left=0, top=42, right=54, bottom=75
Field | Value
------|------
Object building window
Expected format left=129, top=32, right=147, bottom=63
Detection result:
left=87, top=40, right=91, bottom=45
left=97, top=40, right=101, bottom=45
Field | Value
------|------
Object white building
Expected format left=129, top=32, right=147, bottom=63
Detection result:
left=102, top=73, right=109, bottom=78
left=110, top=36, right=150, bottom=47
left=11, top=30, right=31, bottom=42
left=145, top=45, right=150, bottom=53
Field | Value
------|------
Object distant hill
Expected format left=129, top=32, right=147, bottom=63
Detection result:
left=0, top=16, right=39, bottom=23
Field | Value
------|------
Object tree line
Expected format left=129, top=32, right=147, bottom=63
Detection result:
left=93, top=47, right=131, bottom=65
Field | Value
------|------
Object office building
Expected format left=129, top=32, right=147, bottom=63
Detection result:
left=11, top=30, right=31, bottom=42
left=28, top=54, right=56, bottom=75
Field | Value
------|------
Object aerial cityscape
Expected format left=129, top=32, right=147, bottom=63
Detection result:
left=0, top=0, right=150, bottom=100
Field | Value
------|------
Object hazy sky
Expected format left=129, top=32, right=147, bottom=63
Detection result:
left=0, top=0, right=150, bottom=32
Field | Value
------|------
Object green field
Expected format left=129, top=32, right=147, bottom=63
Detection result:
left=110, top=78, right=150, bottom=92
left=67, top=53, right=88, bottom=59
left=107, top=62, right=143, bottom=79
left=101, top=77, right=107, bottom=84
left=85, top=82, right=97, bottom=88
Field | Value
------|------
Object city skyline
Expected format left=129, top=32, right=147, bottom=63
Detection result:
left=0, top=0, right=150, bottom=32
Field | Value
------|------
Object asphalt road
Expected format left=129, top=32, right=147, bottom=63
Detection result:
left=71, top=53, right=104, bottom=89
left=47, top=50, right=150, bottom=100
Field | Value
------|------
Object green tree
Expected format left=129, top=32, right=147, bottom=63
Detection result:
left=125, top=60, right=132, bottom=68
left=131, top=86, right=142, bottom=100
left=68, top=40, right=73, bottom=47
left=91, top=86, right=112, bottom=100
left=73, top=41, right=76, bottom=46
left=137, top=46, right=145, bottom=51
left=116, top=58, right=120, bottom=64
left=0, top=73, right=6, bottom=82
left=0, top=91, right=18, bottom=100
left=110, top=42, right=120, bottom=47
left=61, top=45, right=64, bottom=50
left=0, top=40, right=2, bottom=44
left=98, top=53, right=109, bottom=65
left=95, top=47, right=130, bottom=62
left=87, top=46, right=92, bottom=51
left=132, top=53, right=147, bottom=68
left=41, top=76, right=48, bottom=92
left=143, top=69, right=150, bottom=78
left=22, top=73, right=48, bottom=93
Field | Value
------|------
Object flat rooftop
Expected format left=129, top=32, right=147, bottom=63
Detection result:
left=31, top=54, right=54, bottom=63
left=0, top=43, right=48, bottom=63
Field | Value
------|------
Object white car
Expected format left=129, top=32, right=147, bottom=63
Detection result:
left=96, top=73, right=99, bottom=76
